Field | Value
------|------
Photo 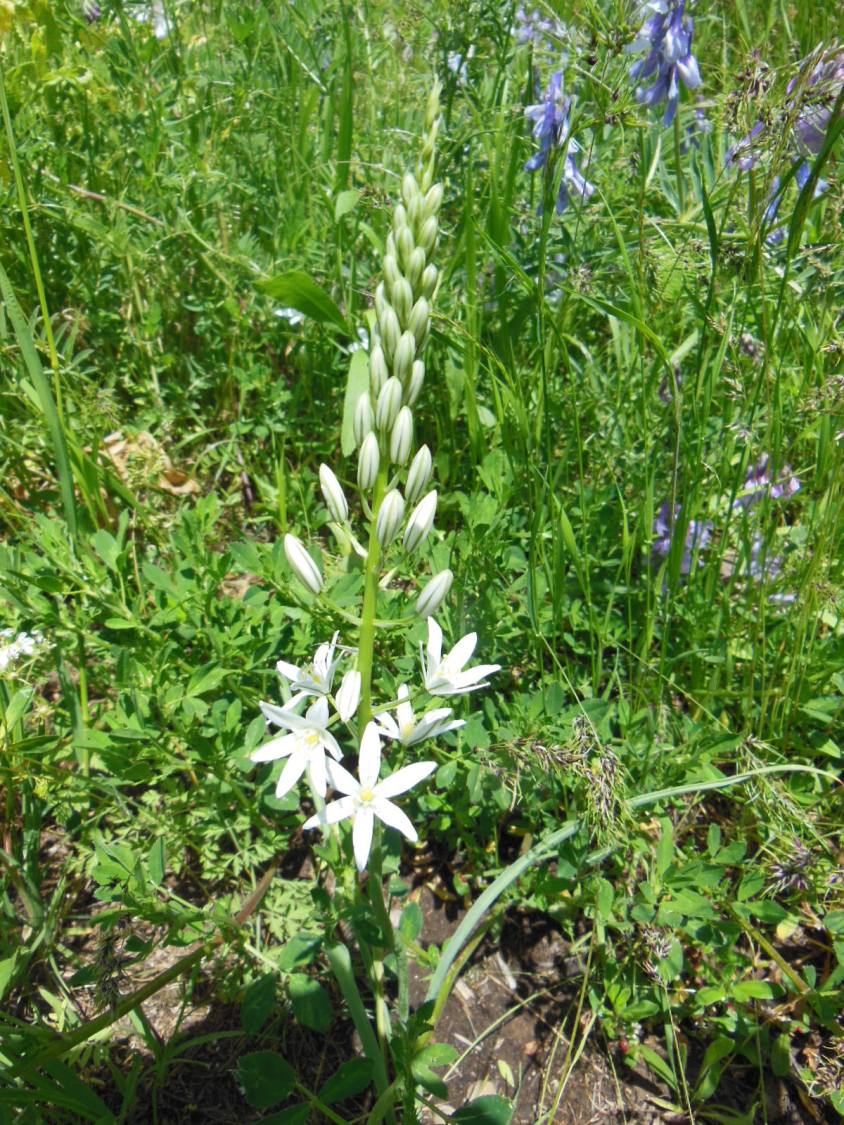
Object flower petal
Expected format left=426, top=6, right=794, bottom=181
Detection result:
left=446, top=631, right=478, bottom=672
left=308, top=750, right=327, bottom=798
left=353, top=807, right=375, bottom=870
left=327, top=759, right=360, bottom=795
left=426, top=617, right=443, bottom=672
left=250, top=733, right=296, bottom=762
left=375, top=710, right=401, bottom=739
left=358, top=723, right=382, bottom=788
left=375, top=760, right=436, bottom=800
left=260, top=702, right=316, bottom=732
left=373, top=796, right=418, bottom=842
left=304, top=795, right=357, bottom=830
left=275, top=751, right=308, bottom=799
left=276, top=659, right=303, bottom=683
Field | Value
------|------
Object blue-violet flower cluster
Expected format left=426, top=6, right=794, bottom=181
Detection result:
left=627, top=0, right=702, bottom=126
left=524, top=70, right=595, bottom=214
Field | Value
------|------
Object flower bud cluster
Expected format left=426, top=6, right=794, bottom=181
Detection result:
left=282, top=84, right=451, bottom=619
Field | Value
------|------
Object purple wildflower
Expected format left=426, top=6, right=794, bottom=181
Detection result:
left=524, top=71, right=595, bottom=214
left=732, top=455, right=801, bottom=511
left=83, top=0, right=101, bottom=19
left=653, top=502, right=712, bottom=574
left=726, top=120, right=766, bottom=171
left=515, top=6, right=566, bottom=49
left=788, top=48, right=844, bottom=157
left=627, top=0, right=702, bottom=127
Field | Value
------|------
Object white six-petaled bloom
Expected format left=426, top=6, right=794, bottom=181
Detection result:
left=304, top=722, right=436, bottom=871
left=376, top=684, right=464, bottom=746
left=421, top=617, right=501, bottom=696
left=252, top=696, right=342, bottom=799
left=276, top=633, right=341, bottom=706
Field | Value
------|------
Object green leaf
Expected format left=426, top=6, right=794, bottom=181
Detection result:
left=398, top=902, right=424, bottom=943
left=257, top=269, right=349, bottom=333
left=451, top=1095, right=514, bottom=1124
left=91, top=529, right=120, bottom=571
left=146, top=838, right=166, bottom=885
left=288, top=974, right=332, bottom=1032
left=411, top=1042, right=458, bottom=1099
left=0, top=954, right=18, bottom=1001
left=341, top=347, right=370, bottom=456
left=731, top=979, right=781, bottom=1001
left=595, top=877, right=614, bottom=920
left=236, top=1050, right=296, bottom=1110
left=42, top=1060, right=112, bottom=1118
left=770, top=1033, right=791, bottom=1078
left=656, top=817, right=673, bottom=878
left=318, top=1058, right=374, bottom=1104
left=335, top=189, right=360, bottom=221
left=241, top=973, right=277, bottom=1034
left=278, top=934, right=322, bottom=972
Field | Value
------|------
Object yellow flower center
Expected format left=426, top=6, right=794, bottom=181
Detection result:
left=359, top=787, right=375, bottom=803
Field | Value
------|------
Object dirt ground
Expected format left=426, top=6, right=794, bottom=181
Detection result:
left=70, top=878, right=829, bottom=1124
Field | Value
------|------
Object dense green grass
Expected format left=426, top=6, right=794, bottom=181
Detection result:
left=1, top=0, right=843, bottom=1120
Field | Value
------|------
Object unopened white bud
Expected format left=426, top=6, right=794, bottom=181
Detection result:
left=383, top=253, right=401, bottom=288
left=397, top=227, right=415, bottom=271
left=393, top=203, right=409, bottom=236
left=385, top=231, right=397, bottom=259
left=407, top=359, right=425, bottom=405
left=405, top=443, right=432, bottom=504
left=403, top=490, right=437, bottom=552
left=401, top=172, right=419, bottom=209
left=418, top=215, right=438, bottom=255
left=391, top=277, right=413, bottom=325
left=390, top=406, right=414, bottom=466
left=408, top=298, right=430, bottom=349
left=420, top=264, right=438, bottom=299
left=379, top=304, right=400, bottom=362
left=374, top=281, right=386, bottom=320
left=284, top=533, right=323, bottom=595
left=319, top=464, right=348, bottom=524
left=406, top=246, right=426, bottom=289
left=335, top=669, right=361, bottom=723
left=375, top=376, right=402, bottom=432
left=416, top=568, right=453, bottom=618
left=393, top=330, right=416, bottom=385
left=357, top=432, right=380, bottom=489
left=424, top=183, right=443, bottom=217
left=353, top=392, right=374, bottom=445
left=408, top=193, right=423, bottom=232
left=376, top=489, right=406, bottom=549
left=369, top=345, right=389, bottom=395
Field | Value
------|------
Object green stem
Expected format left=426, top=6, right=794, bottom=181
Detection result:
left=0, top=59, right=63, bottom=411
left=673, top=112, right=686, bottom=214
left=357, top=463, right=388, bottom=731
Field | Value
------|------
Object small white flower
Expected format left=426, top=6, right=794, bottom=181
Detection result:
left=0, top=629, right=46, bottom=674
left=421, top=617, right=500, bottom=697
left=303, top=723, right=435, bottom=870
left=335, top=669, right=362, bottom=723
left=276, top=633, right=341, bottom=702
left=376, top=684, right=464, bottom=746
left=252, top=696, right=342, bottom=799
left=274, top=306, right=305, bottom=326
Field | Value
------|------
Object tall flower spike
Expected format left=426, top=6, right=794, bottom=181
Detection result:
left=303, top=723, right=436, bottom=871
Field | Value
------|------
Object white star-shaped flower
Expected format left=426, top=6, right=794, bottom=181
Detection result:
left=252, top=696, right=342, bottom=799
left=303, top=723, right=435, bottom=871
left=421, top=618, right=500, bottom=697
left=276, top=633, right=341, bottom=705
left=376, top=684, right=464, bottom=746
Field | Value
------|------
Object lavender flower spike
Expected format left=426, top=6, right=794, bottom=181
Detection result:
left=627, top=1, right=702, bottom=126
left=524, top=71, right=595, bottom=214
left=789, top=48, right=844, bottom=157
left=652, top=502, right=711, bottom=575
